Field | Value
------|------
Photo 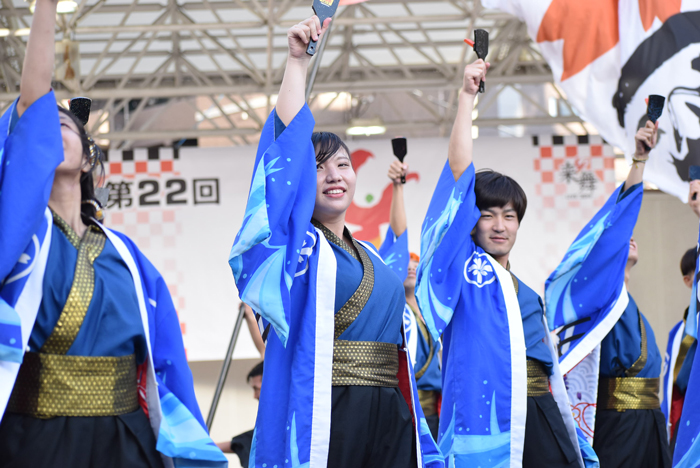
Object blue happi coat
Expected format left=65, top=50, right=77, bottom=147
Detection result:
left=673, top=225, right=700, bottom=468
left=545, top=183, right=643, bottom=446
left=228, top=105, right=443, bottom=468
left=0, top=92, right=227, bottom=468
left=415, top=161, right=595, bottom=468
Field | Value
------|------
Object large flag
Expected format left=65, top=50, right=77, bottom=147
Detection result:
left=481, top=0, right=700, bottom=201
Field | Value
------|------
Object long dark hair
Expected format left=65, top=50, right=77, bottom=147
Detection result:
left=58, top=106, right=105, bottom=223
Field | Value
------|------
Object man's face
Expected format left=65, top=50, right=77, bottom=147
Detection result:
left=404, top=259, right=418, bottom=291
left=683, top=273, right=694, bottom=289
left=472, top=203, right=519, bottom=261
left=628, top=237, right=639, bottom=267
left=249, top=375, right=262, bottom=401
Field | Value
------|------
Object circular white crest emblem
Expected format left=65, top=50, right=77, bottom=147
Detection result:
left=464, top=252, right=496, bottom=288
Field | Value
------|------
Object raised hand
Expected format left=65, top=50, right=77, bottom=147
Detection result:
left=277, top=15, right=330, bottom=125
left=462, top=59, right=490, bottom=97
left=388, top=160, right=408, bottom=186
left=17, top=0, right=59, bottom=116
left=287, top=16, right=331, bottom=62
left=633, top=120, right=658, bottom=160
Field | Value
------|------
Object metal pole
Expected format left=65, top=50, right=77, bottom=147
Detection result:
left=305, top=22, right=333, bottom=101
left=206, top=305, right=246, bottom=430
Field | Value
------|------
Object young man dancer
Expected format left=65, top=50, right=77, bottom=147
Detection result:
left=415, top=59, right=597, bottom=467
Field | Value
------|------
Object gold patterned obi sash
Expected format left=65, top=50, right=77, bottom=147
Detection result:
left=527, top=360, right=550, bottom=397
left=312, top=220, right=400, bottom=388
left=7, top=213, right=139, bottom=418
left=598, top=311, right=660, bottom=411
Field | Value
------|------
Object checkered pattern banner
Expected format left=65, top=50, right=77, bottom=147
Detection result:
left=530, top=135, right=617, bottom=284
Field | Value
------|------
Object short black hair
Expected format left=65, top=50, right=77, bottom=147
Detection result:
left=311, top=132, right=350, bottom=166
left=474, top=169, right=527, bottom=223
left=247, top=361, right=263, bottom=381
left=681, top=247, right=697, bottom=276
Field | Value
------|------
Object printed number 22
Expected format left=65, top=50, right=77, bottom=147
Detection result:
left=139, top=180, right=159, bottom=206
left=166, top=179, right=187, bottom=205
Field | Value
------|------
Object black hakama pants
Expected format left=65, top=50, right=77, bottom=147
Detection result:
left=523, top=394, right=580, bottom=468
left=593, top=408, right=672, bottom=468
left=327, top=386, right=417, bottom=468
left=0, top=408, right=163, bottom=468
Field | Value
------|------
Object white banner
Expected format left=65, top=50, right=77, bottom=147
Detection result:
left=102, top=134, right=617, bottom=361
left=483, top=0, right=700, bottom=201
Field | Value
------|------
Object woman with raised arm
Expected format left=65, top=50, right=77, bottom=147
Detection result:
left=0, top=1, right=226, bottom=466
left=229, top=15, right=442, bottom=468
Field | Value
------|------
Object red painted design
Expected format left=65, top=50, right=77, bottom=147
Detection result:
left=345, top=149, right=419, bottom=242
left=137, top=362, right=149, bottom=417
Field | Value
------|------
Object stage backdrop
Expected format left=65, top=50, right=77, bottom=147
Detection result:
left=102, top=135, right=617, bottom=361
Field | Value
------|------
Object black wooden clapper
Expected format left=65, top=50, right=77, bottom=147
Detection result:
left=473, top=29, right=489, bottom=93
left=69, top=97, right=92, bottom=126
left=391, top=137, right=407, bottom=184
left=643, top=94, right=665, bottom=151
left=647, top=94, right=665, bottom=123
left=307, top=0, right=340, bottom=56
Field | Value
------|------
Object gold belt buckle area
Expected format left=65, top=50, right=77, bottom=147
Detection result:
left=598, top=377, right=660, bottom=411
left=526, top=360, right=550, bottom=397
left=418, top=390, right=438, bottom=416
left=7, top=352, right=140, bottom=418
left=332, top=340, right=400, bottom=387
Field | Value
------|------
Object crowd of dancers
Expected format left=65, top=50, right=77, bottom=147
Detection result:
left=0, top=4, right=698, bottom=468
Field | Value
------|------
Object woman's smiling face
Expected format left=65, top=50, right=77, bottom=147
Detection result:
left=313, top=149, right=356, bottom=222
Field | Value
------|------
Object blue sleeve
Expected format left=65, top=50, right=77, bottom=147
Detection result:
left=617, top=182, right=642, bottom=202
left=0, top=92, right=63, bottom=282
left=415, top=162, right=480, bottom=341
left=152, top=275, right=207, bottom=428
left=228, top=105, right=316, bottom=347
left=377, top=225, right=409, bottom=282
left=545, top=182, right=643, bottom=330
left=116, top=233, right=208, bottom=429
left=274, top=112, right=287, bottom=140
left=8, top=105, right=19, bottom=134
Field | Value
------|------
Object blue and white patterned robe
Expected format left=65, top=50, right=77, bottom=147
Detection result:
left=0, top=92, right=227, bottom=468
left=228, top=105, right=443, bottom=468
left=545, top=183, right=643, bottom=446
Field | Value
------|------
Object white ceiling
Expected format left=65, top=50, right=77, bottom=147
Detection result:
left=0, top=0, right=590, bottom=148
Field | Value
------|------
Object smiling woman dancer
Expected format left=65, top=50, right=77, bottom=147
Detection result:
left=0, top=1, right=226, bottom=466
left=229, top=15, right=442, bottom=468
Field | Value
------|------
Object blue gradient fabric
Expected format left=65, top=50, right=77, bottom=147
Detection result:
left=378, top=225, right=410, bottom=282
left=545, top=183, right=643, bottom=374
left=229, top=105, right=443, bottom=468
left=416, top=161, right=594, bottom=468
left=673, top=223, right=700, bottom=468
left=0, top=94, right=226, bottom=468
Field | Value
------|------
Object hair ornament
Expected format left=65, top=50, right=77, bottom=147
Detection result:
left=81, top=199, right=104, bottom=222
